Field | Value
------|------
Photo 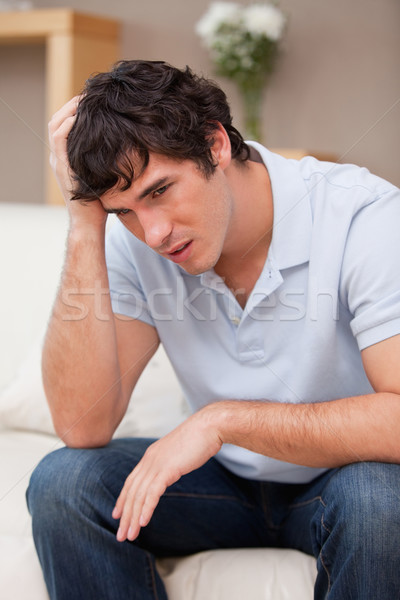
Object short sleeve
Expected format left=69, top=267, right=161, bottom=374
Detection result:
left=105, top=221, right=156, bottom=327
left=340, top=183, right=400, bottom=350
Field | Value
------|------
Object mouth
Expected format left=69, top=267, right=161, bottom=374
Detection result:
left=165, top=241, right=193, bottom=263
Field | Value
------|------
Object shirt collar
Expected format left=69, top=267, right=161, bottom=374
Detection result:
left=248, top=142, right=312, bottom=271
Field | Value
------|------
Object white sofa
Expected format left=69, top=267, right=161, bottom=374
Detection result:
left=0, top=202, right=316, bottom=600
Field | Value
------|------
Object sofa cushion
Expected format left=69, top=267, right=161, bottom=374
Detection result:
left=157, top=548, right=316, bottom=600
left=0, top=337, right=189, bottom=439
left=0, top=536, right=49, bottom=600
left=0, top=203, right=68, bottom=392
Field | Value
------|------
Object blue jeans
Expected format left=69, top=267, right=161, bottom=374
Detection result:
left=27, top=438, right=400, bottom=599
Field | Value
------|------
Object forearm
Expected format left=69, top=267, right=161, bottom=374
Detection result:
left=112, top=371, right=400, bottom=544
left=206, top=393, right=400, bottom=468
left=42, top=225, right=124, bottom=447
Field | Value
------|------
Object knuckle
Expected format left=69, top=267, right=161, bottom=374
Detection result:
left=132, top=487, right=145, bottom=503
left=143, top=446, right=155, bottom=460
left=147, top=479, right=165, bottom=499
left=125, top=471, right=136, bottom=484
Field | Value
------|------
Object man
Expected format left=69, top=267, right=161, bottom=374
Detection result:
left=27, top=60, right=400, bottom=599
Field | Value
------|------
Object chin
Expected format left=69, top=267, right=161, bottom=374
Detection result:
left=180, top=263, right=209, bottom=276
left=181, top=256, right=218, bottom=276
left=176, top=242, right=222, bottom=276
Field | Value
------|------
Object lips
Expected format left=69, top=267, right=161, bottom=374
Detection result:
left=169, top=242, right=190, bottom=255
left=165, top=240, right=193, bottom=264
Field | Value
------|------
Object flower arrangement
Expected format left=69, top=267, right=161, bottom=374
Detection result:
left=196, top=1, right=286, bottom=141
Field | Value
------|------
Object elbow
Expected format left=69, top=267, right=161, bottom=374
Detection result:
left=59, top=430, right=113, bottom=449
left=53, top=420, right=114, bottom=449
left=46, top=389, right=124, bottom=449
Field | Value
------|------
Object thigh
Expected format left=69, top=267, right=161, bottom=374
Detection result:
left=30, top=437, right=270, bottom=556
left=316, top=461, right=400, bottom=552
left=312, top=462, right=400, bottom=599
left=277, top=462, right=400, bottom=599
left=274, top=462, right=400, bottom=556
left=271, top=469, right=337, bottom=557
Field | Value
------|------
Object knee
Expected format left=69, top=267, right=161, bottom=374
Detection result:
left=27, top=445, right=112, bottom=528
left=27, top=438, right=152, bottom=527
left=28, top=447, right=88, bottom=516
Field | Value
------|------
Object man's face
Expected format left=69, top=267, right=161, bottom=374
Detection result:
left=102, top=153, right=235, bottom=275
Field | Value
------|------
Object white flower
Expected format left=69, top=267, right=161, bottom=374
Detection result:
left=242, top=4, right=286, bottom=41
left=195, top=1, right=286, bottom=85
left=195, top=2, right=241, bottom=44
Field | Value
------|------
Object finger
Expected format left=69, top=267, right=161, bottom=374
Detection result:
left=49, top=115, right=79, bottom=191
left=112, top=466, right=138, bottom=520
left=118, top=484, right=144, bottom=542
left=138, top=483, right=164, bottom=527
left=125, top=482, right=148, bottom=541
left=48, top=96, right=80, bottom=134
left=114, top=468, right=145, bottom=541
left=55, top=114, right=77, bottom=139
left=125, top=475, right=166, bottom=540
left=118, top=467, right=161, bottom=542
left=50, top=115, right=77, bottom=155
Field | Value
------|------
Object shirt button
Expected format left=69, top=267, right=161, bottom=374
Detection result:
left=231, top=316, right=241, bottom=326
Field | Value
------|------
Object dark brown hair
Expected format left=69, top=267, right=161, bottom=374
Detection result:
left=67, top=60, right=249, bottom=201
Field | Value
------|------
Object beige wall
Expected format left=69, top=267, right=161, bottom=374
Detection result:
left=0, top=43, right=45, bottom=203
left=1, top=0, right=399, bottom=204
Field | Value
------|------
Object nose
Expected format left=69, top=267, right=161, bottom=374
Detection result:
left=137, top=207, right=172, bottom=250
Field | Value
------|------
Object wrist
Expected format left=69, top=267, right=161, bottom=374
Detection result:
left=67, top=198, right=108, bottom=235
left=200, top=400, right=270, bottom=448
left=198, top=401, right=233, bottom=446
left=68, top=218, right=107, bottom=243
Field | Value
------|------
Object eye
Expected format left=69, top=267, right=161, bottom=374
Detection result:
left=117, top=208, right=131, bottom=215
left=153, top=184, right=169, bottom=197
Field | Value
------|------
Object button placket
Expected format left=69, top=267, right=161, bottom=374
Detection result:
left=231, top=315, right=241, bottom=327
left=200, top=270, right=243, bottom=329
left=236, top=258, right=284, bottom=363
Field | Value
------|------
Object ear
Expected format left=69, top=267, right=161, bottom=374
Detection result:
left=210, top=123, right=232, bottom=171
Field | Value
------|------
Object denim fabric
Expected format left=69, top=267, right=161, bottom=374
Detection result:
left=27, top=438, right=400, bottom=599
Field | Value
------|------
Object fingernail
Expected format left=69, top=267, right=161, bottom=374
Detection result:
left=112, top=506, right=119, bottom=519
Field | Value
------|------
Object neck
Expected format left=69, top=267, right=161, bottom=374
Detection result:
left=215, top=152, right=273, bottom=277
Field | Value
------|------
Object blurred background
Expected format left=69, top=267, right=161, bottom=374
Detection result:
left=1, top=0, right=399, bottom=205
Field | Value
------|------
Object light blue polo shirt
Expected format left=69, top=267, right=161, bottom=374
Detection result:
left=105, top=143, right=400, bottom=483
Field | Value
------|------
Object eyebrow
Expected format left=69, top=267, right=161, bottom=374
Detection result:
left=138, top=176, right=170, bottom=200
left=103, top=207, right=126, bottom=214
